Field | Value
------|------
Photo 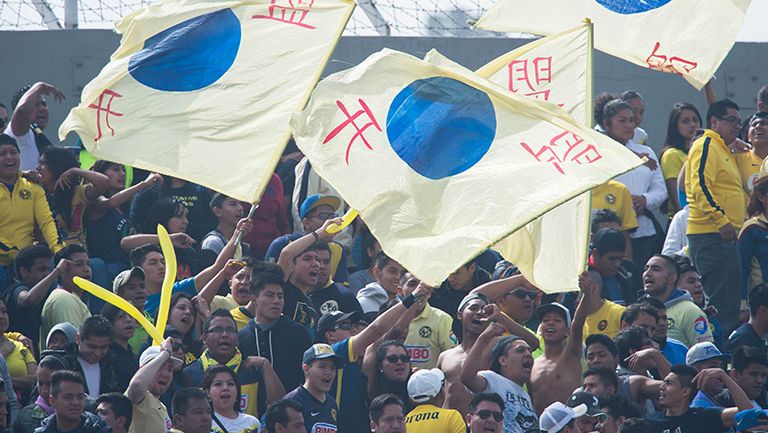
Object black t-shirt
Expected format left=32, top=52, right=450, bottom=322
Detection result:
left=310, top=283, right=363, bottom=317
left=283, top=281, right=318, bottom=339
left=645, top=407, right=724, bottom=433
left=85, top=208, right=135, bottom=265
left=5, top=280, right=53, bottom=355
left=109, top=342, right=138, bottom=393
left=284, top=385, right=339, bottom=433
left=727, top=322, right=768, bottom=353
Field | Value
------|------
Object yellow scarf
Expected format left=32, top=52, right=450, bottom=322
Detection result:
left=199, top=348, right=242, bottom=374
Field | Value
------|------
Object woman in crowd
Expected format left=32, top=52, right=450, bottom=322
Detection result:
left=659, top=103, right=702, bottom=215
left=366, top=340, right=414, bottom=414
left=604, top=99, right=667, bottom=268
left=167, top=292, right=206, bottom=361
left=740, top=177, right=768, bottom=299
left=14, top=355, right=63, bottom=433
left=0, top=299, right=36, bottom=396
left=86, top=160, right=161, bottom=281
left=204, top=365, right=261, bottom=433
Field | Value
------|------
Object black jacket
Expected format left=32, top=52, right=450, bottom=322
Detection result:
left=238, top=316, right=312, bottom=392
left=34, top=412, right=109, bottom=433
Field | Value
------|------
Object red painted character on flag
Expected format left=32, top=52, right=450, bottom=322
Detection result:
left=646, top=42, right=698, bottom=76
left=521, top=130, right=602, bottom=175
left=88, top=89, right=123, bottom=142
left=508, top=57, right=553, bottom=101
left=253, top=0, right=316, bottom=29
left=322, top=98, right=382, bottom=165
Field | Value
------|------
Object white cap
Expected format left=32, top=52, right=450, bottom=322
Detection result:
left=540, top=402, right=587, bottom=433
left=685, top=342, right=731, bottom=366
left=139, top=345, right=183, bottom=369
left=407, top=368, right=445, bottom=404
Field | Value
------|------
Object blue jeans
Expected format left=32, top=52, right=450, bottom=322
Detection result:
left=688, top=232, right=741, bottom=333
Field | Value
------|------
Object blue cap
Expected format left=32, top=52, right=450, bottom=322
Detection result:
left=302, top=343, right=342, bottom=366
left=299, top=194, right=341, bottom=219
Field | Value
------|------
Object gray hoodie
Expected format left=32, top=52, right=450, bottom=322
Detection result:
left=356, top=282, right=390, bottom=314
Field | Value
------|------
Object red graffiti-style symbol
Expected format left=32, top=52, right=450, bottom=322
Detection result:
left=253, top=0, right=316, bottom=29
left=88, top=89, right=123, bottom=142
left=322, top=99, right=382, bottom=165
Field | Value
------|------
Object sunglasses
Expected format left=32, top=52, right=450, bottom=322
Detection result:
left=385, top=354, right=410, bottom=364
left=310, top=212, right=338, bottom=220
left=509, top=289, right=537, bottom=300
left=334, top=322, right=353, bottom=331
left=475, top=410, right=503, bottom=422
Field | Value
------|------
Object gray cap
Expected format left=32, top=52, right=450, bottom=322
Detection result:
left=112, top=267, right=145, bottom=293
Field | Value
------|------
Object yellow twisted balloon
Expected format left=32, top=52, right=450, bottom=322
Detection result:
left=74, top=224, right=177, bottom=346
left=326, top=208, right=359, bottom=234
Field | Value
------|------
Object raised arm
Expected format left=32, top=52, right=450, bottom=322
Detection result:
left=277, top=217, right=342, bottom=277
left=565, top=275, right=593, bottom=357
left=91, top=173, right=162, bottom=214
left=55, top=167, right=110, bottom=201
left=484, top=304, right=539, bottom=351
left=469, top=274, right=535, bottom=301
left=126, top=337, right=174, bottom=403
left=16, top=259, right=71, bottom=307
left=193, top=218, right=252, bottom=290
left=461, top=322, right=505, bottom=393
left=9, top=82, right=65, bottom=136
left=196, top=260, right=242, bottom=305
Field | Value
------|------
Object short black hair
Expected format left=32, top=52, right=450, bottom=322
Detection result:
left=669, top=364, right=699, bottom=403
left=585, top=334, right=618, bottom=357
left=95, top=392, right=133, bottom=429
left=648, top=254, right=680, bottom=280
left=732, top=345, right=768, bottom=372
left=79, top=315, right=112, bottom=341
left=615, top=327, right=650, bottom=368
left=265, top=399, right=304, bottom=433
left=250, top=268, right=285, bottom=296
left=591, top=209, right=622, bottom=234
left=369, top=393, right=405, bottom=423
left=592, top=228, right=626, bottom=255
left=10, top=85, right=32, bottom=110
left=618, top=418, right=650, bottom=433
left=637, top=296, right=665, bottom=312
left=312, top=241, right=331, bottom=255
left=14, top=244, right=52, bottom=276
left=749, top=283, right=768, bottom=316
left=50, top=370, right=84, bottom=398
left=54, top=244, right=87, bottom=265
left=374, top=251, right=394, bottom=270
left=203, top=309, right=236, bottom=333
left=620, top=304, right=658, bottom=326
left=583, top=367, right=619, bottom=391
left=468, top=392, right=505, bottom=414
left=706, top=99, right=740, bottom=128
left=130, top=243, right=162, bottom=267
left=600, top=394, right=641, bottom=419
left=172, top=387, right=210, bottom=417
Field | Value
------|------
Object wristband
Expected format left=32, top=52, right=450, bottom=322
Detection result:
left=401, top=293, right=416, bottom=308
left=311, top=231, right=319, bottom=241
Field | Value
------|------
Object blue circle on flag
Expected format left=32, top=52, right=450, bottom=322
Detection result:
left=595, top=0, right=671, bottom=14
left=128, top=9, right=241, bottom=91
left=386, top=77, right=496, bottom=180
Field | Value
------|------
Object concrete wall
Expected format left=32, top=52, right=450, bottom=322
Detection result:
left=1, top=30, right=767, bottom=152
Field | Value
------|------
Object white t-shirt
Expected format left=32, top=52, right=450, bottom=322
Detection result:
left=77, top=356, right=101, bottom=397
left=3, top=124, right=39, bottom=171
left=613, top=140, right=668, bottom=238
left=633, top=127, right=648, bottom=145
left=479, top=370, right=537, bottom=433
left=212, top=411, right=261, bottom=433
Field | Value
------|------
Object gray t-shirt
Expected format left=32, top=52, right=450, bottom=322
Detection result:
left=479, top=370, right=537, bottom=433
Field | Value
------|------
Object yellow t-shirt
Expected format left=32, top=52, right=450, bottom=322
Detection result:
left=212, top=294, right=239, bottom=312
left=734, top=151, right=763, bottom=197
left=127, top=391, right=172, bottom=433
left=405, top=404, right=465, bottom=433
left=3, top=337, right=35, bottom=378
left=40, top=288, right=91, bottom=352
left=660, top=148, right=687, bottom=181
left=231, top=306, right=254, bottom=331
left=583, top=300, right=626, bottom=342
left=591, top=181, right=639, bottom=231
left=404, top=307, right=457, bottom=370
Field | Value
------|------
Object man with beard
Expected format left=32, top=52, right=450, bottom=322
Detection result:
left=462, top=324, right=538, bottom=433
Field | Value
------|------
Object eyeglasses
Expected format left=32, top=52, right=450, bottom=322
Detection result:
left=310, top=212, right=338, bottom=220
left=207, top=327, right=237, bottom=335
left=333, top=322, right=353, bottom=331
left=720, top=115, right=742, bottom=126
left=384, top=354, right=410, bottom=364
left=508, top=289, right=537, bottom=300
left=475, top=410, right=503, bottom=422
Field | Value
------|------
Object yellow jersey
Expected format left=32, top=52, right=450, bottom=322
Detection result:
left=591, top=181, right=639, bottom=231
left=405, top=404, right=465, bottom=433
left=583, top=300, right=626, bottom=342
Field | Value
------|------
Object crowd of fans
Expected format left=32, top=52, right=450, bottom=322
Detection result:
left=1, top=79, right=768, bottom=433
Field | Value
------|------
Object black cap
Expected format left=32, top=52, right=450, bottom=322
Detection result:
left=316, top=311, right=361, bottom=341
left=567, top=391, right=605, bottom=417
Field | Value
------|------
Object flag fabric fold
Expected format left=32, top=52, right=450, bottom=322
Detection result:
left=59, top=0, right=355, bottom=202
left=291, top=48, right=642, bottom=288
left=475, top=0, right=751, bottom=89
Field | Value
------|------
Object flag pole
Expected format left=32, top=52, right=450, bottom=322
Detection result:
left=581, top=17, right=595, bottom=274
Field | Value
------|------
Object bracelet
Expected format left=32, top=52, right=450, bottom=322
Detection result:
left=401, top=294, right=416, bottom=308
left=311, top=231, right=319, bottom=241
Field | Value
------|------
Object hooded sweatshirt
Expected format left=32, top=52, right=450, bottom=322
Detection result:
left=356, top=282, right=391, bottom=316
left=34, top=412, right=110, bottom=433
left=662, top=288, right=714, bottom=347
left=238, top=316, right=312, bottom=392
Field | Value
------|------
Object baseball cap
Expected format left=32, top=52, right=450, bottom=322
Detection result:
left=457, top=292, right=491, bottom=314
left=490, top=335, right=523, bottom=372
left=317, top=311, right=361, bottom=341
left=536, top=302, right=572, bottom=327
left=540, top=402, right=587, bottom=433
left=139, top=346, right=183, bottom=369
left=112, top=267, right=145, bottom=293
left=685, top=342, right=731, bottom=366
left=407, top=368, right=445, bottom=403
left=567, top=391, right=605, bottom=417
left=0, top=134, right=19, bottom=152
left=302, top=343, right=342, bottom=367
left=299, top=194, right=341, bottom=219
